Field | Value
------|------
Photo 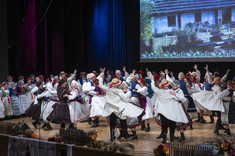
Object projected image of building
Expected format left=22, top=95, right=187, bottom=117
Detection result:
left=151, top=0, right=235, bottom=34
left=140, top=0, right=235, bottom=61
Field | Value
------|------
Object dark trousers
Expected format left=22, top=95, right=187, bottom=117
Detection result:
left=110, top=113, right=127, bottom=129
left=214, top=111, right=222, bottom=129
left=160, top=114, right=176, bottom=138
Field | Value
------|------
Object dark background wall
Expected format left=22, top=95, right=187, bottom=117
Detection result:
left=0, top=0, right=9, bottom=82
left=2, top=0, right=235, bottom=81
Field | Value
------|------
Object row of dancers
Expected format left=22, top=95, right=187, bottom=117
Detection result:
left=0, top=65, right=234, bottom=143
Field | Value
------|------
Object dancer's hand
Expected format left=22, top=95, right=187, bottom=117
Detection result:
left=169, top=91, right=176, bottom=96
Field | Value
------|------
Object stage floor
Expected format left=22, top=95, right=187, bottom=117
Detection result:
left=2, top=116, right=235, bottom=156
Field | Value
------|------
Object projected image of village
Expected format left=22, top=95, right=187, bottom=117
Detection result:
left=140, top=0, right=235, bottom=61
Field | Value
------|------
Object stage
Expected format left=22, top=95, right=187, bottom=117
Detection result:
left=1, top=115, right=234, bottom=156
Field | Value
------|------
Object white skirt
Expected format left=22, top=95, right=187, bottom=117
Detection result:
left=2, top=96, right=13, bottom=116
left=89, top=96, right=107, bottom=118
left=0, top=100, right=5, bottom=118
left=126, top=117, right=140, bottom=128
left=221, top=101, right=230, bottom=124
left=18, top=94, right=29, bottom=114
left=26, top=92, right=34, bottom=105
left=104, top=95, right=144, bottom=120
left=68, top=101, right=90, bottom=123
left=41, top=100, right=56, bottom=122
left=192, top=91, right=224, bottom=112
left=142, top=96, right=156, bottom=120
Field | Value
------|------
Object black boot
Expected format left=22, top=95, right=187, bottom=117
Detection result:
left=110, top=128, right=115, bottom=142
left=141, top=120, right=146, bottom=131
left=213, top=125, right=220, bottom=136
left=224, top=129, right=231, bottom=136
left=90, top=120, right=98, bottom=128
left=69, top=123, right=75, bottom=129
left=131, top=130, right=138, bottom=140
left=95, top=118, right=99, bottom=127
left=210, top=115, right=214, bottom=123
left=96, top=118, right=100, bottom=125
left=190, top=125, right=193, bottom=130
left=145, top=123, right=150, bottom=132
left=32, top=121, right=38, bottom=129
left=60, top=123, right=65, bottom=130
left=178, top=132, right=185, bottom=142
left=44, top=123, right=53, bottom=131
left=41, top=123, right=47, bottom=129
left=194, top=113, right=200, bottom=122
left=122, top=127, right=132, bottom=139
left=156, top=131, right=164, bottom=139
left=87, top=118, right=92, bottom=125
left=170, top=128, right=179, bottom=142
left=117, top=130, right=123, bottom=140
left=199, top=117, right=206, bottom=124
left=162, top=132, right=167, bottom=143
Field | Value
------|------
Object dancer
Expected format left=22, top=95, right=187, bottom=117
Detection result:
left=47, top=79, right=71, bottom=130
left=65, top=80, right=90, bottom=129
left=1, top=82, right=13, bottom=119
left=82, top=73, right=106, bottom=127
left=25, top=81, right=45, bottom=128
left=141, top=78, right=156, bottom=132
left=17, top=80, right=28, bottom=115
left=98, top=71, right=143, bottom=141
left=149, top=76, right=189, bottom=143
left=9, top=82, right=21, bottom=117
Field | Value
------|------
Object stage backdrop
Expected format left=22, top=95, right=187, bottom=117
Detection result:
left=6, top=0, right=235, bottom=79
left=140, top=0, right=235, bottom=62
left=7, top=0, right=140, bottom=78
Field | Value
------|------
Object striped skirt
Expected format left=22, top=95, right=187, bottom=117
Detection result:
left=18, top=94, right=29, bottom=114
left=11, top=96, right=21, bottom=116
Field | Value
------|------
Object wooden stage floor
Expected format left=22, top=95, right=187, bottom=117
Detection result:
left=2, top=116, right=235, bottom=156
